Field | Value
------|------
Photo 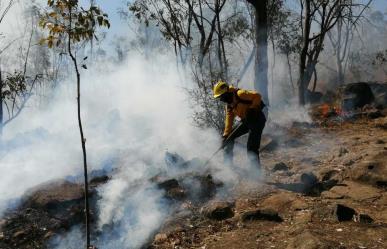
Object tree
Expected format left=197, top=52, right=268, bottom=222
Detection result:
left=129, top=0, right=250, bottom=131
left=326, top=0, right=372, bottom=85
left=129, top=0, right=227, bottom=72
left=0, top=0, right=44, bottom=136
left=246, top=0, right=269, bottom=105
left=296, top=0, right=370, bottom=105
left=39, top=1, right=110, bottom=248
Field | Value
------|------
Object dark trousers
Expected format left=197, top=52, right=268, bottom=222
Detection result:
left=224, top=110, right=266, bottom=168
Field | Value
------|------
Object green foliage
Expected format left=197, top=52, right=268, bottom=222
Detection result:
left=129, top=0, right=191, bottom=45
left=373, top=50, right=387, bottom=74
left=39, top=0, right=110, bottom=48
left=268, top=0, right=302, bottom=55
left=374, top=50, right=387, bottom=65
left=1, top=71, right=28, bottom=100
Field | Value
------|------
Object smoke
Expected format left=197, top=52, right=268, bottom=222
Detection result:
left=0, top=52, right=228, bottom=248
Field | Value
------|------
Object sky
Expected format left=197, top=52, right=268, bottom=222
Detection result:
left=88, top=0, right=387, bottom=40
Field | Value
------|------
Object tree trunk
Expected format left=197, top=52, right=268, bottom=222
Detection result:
left=0, top=65, right=3, bottom=136
left=286, top=53, right=295, bottom=92
left=68, top=11, right=91, bottom=249
left=297, top=0, right=311, bottom=106
left=336, top=20, right=344, bottom=85
left=253, top=0, right=269, bottom=105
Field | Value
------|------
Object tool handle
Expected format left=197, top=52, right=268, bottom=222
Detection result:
left=202, top=122, right=244, bottom=168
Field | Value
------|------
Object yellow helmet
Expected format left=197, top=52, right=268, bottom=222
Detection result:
left=213, top=80, right=229, bottom=98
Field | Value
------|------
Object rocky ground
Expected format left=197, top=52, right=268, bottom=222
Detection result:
left=1, top=82, right=387, bottom=249
left=149, top=112, right=387, bottom=249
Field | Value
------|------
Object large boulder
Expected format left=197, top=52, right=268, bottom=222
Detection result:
left=368, top=82, right=387, bottom=108
left=321, top=181, right=381, bottom=201
left=201, top=201, right=234, bottom=220
left=348, top=153, right=387, bottom=188
left=340, top=82, right=375, bottom=111
left=22, top=180, right=84, bottom=212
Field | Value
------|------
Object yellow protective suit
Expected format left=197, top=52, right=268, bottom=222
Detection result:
left=223, top=86, right=262, bottom=137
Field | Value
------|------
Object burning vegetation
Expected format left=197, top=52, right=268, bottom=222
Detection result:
left=0, top=0, right=387, bottom=249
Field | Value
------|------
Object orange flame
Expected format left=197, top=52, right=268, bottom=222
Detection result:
left=320, top=103, right=330, bottom=117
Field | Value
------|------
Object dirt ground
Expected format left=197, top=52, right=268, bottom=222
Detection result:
left=0, top=111, right=386, bottom=249
left=150, top=115, right=387, bottom=249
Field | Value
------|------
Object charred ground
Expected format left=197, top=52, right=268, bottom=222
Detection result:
left=0, top=82, right=387, bottom=249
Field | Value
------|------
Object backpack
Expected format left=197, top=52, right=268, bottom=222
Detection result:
left=233, top=88, right=266, bottom=111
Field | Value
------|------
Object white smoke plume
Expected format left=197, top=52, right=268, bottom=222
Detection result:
left=0, top=52, right=226, bottom=248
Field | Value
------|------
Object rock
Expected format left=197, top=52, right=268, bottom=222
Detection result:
left=183, top=174, right=222, bottom=201
left=321, top=181, right=381, bottom=201
left=165, top=187, right=186, bottom=200
left=301, top=172, right=318, bottom=186
left=340, top=82, right=375, bottom=111
left=287, top=231, right=323, bottom=249
left=89, top=175, right=109, bottom=186
left=321, top=190, right=344, bottom=199
left=356, top=214, right=374, bottom=224
left=164, top=152, right=187, bottom=169
left=349, top=156, right=387, bottom=187
left=23, top=180, right=84, bottom=209
left=334, top=204, right=356, bottom=222
left=154, top=233, right=168, bottom=244
left=241, top=209, right=283, bottom=222
left=201, top=201, right=234, bottom=220
left=272, top=162, right=289, bottom=172
left=157, top=179, right=180, bottom=190
left=155, top=178, right=186, bottom=200
left=368, top=82, right=387, bottom=108
left=261, top=192, right=295, bottom=213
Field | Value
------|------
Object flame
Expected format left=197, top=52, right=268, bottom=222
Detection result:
left=320, top=103, right=330, bottom=117
left=318, top=103, right=343, bottom=118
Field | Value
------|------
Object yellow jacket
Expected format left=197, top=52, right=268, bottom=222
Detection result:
left=223, top=86, right=262, bottom=136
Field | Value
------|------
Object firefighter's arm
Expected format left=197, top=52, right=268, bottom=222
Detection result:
left=237, top=89, right=262, bottom=109
left=223, top=105, right=235, bottom=137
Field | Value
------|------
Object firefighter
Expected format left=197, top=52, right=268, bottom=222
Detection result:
left=213, top=80, right=266, bottom=169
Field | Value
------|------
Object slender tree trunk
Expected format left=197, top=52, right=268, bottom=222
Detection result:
left=0, top=65, right=3, bottom=136
left=254, top=0, right=269, bottom=105
left=68, top=11, right=91, bottom=249
left=337, top=53, right=344, bottom=84
left=336, top=20, right=344, bottom=85
left=286, top=53, right=295, bottom=93
left=298, top=0, right=311, bottom=106
left=215, top=1, right=228, bottom=79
